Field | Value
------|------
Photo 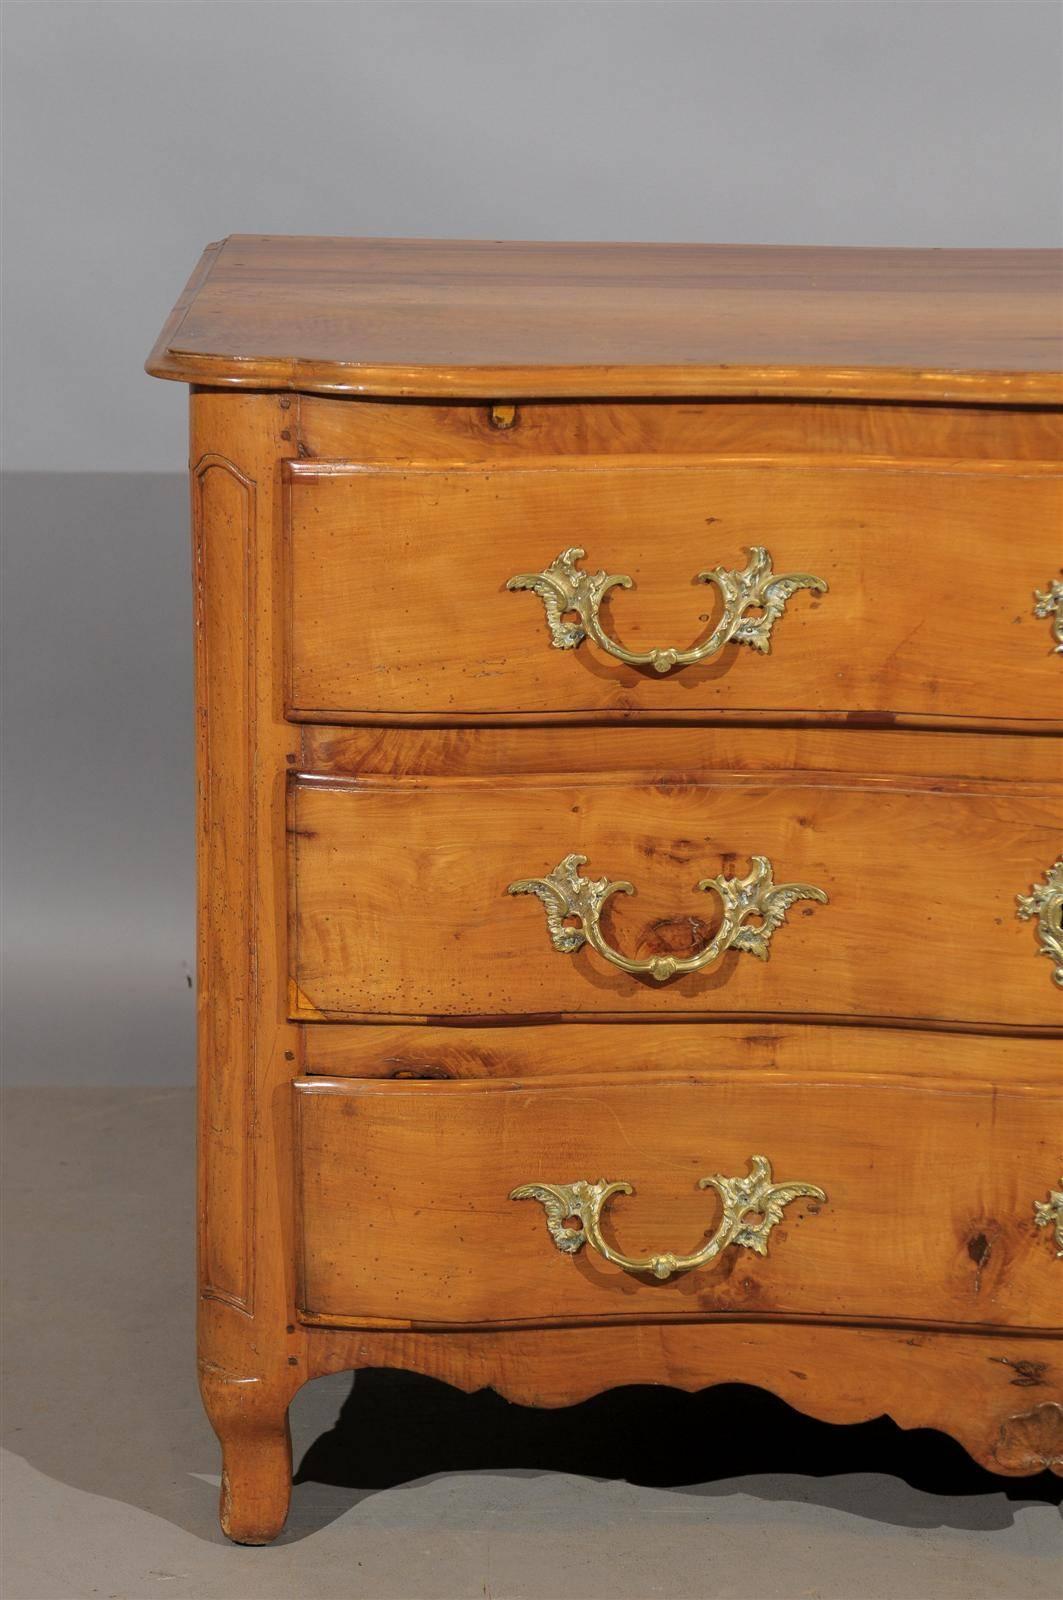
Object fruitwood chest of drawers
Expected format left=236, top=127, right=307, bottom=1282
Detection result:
left=148, top=237, right=1063, bottom=1542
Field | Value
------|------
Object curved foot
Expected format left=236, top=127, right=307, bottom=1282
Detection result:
left=199, top=1361, right=293, bottom=1543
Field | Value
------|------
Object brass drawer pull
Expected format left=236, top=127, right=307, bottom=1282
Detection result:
left=1033, top=577, right=1063, bottom=653
left=1035, top=1180, right=1063, bottom=1258
left=1016, top=859, right=1063, bottom=988
left=509, top=852, right=827, bottom=982
left=507, top=545, right=827, bottom=673
left=511, top=1156, right=827, bottom=1281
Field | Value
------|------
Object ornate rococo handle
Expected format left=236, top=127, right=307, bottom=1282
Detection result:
left=1034, top=1179, right=1063, bottom=1259
left=509, top=852, right=827, bottom=982
left=507, top=545, right=827, bottom=673
left=1016, top=859, right=1063, bottom=988
left=1033, top=577, right=1063, bottom=653
left=511, top=1155, right=827, bottom=1281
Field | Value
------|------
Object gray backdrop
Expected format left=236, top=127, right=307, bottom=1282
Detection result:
left=4, top=0, right=1062, bottom=1082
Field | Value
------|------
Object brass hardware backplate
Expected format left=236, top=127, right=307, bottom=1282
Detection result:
left=1017, top=859, right=1063, bottom=988
left=1033, top=577, right=1063, bottom=652
left=1035, top=1179, right=1063, bottom=1258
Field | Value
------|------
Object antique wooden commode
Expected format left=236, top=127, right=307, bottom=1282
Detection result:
left=148, top=237, right=1063, bottom=1542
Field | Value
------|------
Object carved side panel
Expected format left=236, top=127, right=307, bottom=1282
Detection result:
left=193, top=453, right=257, bottom=1312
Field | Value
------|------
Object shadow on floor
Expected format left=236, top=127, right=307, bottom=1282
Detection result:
left=286, top=1368, right=1062, bottom=1541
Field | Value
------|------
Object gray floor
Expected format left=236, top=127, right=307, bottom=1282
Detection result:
left=1, top=1088, right=1060, bottom=1600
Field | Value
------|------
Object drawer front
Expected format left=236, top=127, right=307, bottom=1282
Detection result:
left=285, top=460, right=1063, bottom=725
left=288, top=772, right=1063, bottom=1027
left=293, top=1074, right=1063, bottom=1331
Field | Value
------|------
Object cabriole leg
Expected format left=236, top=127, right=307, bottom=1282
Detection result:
left=199, top=1362, right=294, bottom=1545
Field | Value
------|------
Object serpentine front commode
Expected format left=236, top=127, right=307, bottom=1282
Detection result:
left=147, top=236, right=1063, bottom=1541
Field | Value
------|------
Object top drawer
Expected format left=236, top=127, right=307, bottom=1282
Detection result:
left=285, top=455, right=1062, bottom=726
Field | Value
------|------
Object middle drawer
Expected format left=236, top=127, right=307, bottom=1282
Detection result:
left=288, top=767, right=1062, bottom=1028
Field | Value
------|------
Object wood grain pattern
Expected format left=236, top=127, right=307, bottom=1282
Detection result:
left=146, top=237, right=1063, bottom=402
left=293, top=1074, right=1063, bottom=1333
left=300, top=723, right=1063, bottom=787
left=288, top=770, right=1063, bottom=1027
left=297, top=393, right=1063, bottom=465
left=306, top=1321, right=1063, bottom=1477
left=286, top=459, right=1063, bottom=725
left=300, top=1021, right=1063, bottom=1087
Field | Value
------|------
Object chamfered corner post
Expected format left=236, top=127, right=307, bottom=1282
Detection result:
left=190, top=390, right=305, bottom=1542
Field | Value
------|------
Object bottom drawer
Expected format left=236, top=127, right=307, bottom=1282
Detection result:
left=293, top=1073, right=1062, bottom=1333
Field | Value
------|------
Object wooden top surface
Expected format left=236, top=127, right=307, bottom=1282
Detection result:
left=147, top=235, right=1063, bottom=403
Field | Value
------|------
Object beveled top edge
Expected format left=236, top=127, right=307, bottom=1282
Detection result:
left=146, top=235, right=1063, bottom=403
